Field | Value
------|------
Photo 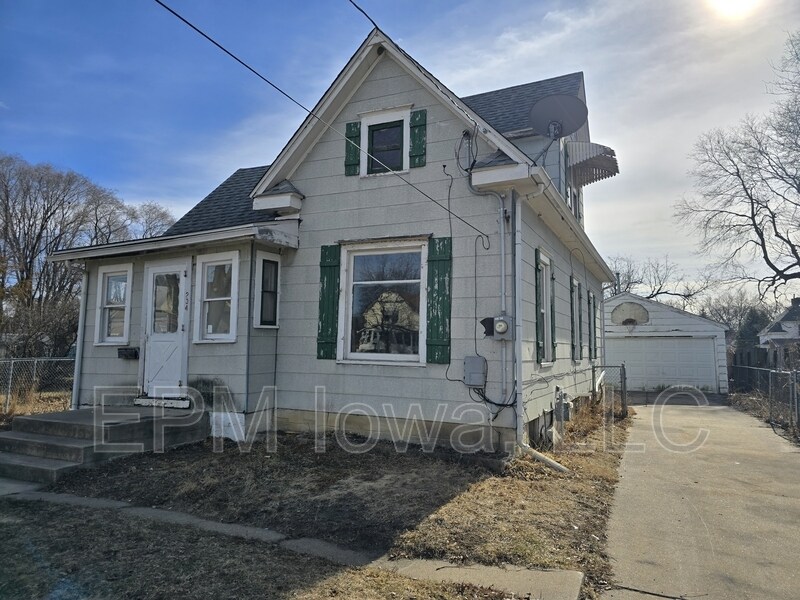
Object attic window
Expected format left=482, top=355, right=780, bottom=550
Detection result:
left=368, top=120, right=403, bottom=173
left=345, top=106, right=426, bottom=176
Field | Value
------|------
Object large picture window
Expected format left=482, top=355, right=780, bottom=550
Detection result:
left=340, top=241, right=427, bottom=363
left=95, top=264, right=132, bottom=345
left=194, top=251, right=239, bottom=342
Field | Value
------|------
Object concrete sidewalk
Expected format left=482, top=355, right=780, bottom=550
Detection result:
left=4, top=488, right=584, bottom=600
left=606, top=404, right=800, bottom=599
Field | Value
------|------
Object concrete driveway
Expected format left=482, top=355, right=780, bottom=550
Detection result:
left=605, top=399, right=800, bottom=599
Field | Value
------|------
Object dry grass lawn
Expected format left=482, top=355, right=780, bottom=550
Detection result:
left=0, top=498, right=507, bottom=600
left=49, top=399, right=631, bottom=599
left=0, top=390, right=70, bottom=430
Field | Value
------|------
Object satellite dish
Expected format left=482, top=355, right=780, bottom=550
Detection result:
left=529, top=94, right=588, bottom=139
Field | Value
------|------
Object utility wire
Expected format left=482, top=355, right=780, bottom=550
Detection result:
left=152, top=0, right=488, bottom=241
left=347, top=0, right=379, bottom=29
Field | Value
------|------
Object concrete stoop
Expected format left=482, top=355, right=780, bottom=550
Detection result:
left=0, top=408, right=209, bottom=483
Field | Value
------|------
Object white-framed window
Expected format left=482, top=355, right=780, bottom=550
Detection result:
left=254, top=250, right=280, bottom=328
left=359, top=106, right=411, bottom=176
left=338, top=239, right=427, bottom=364
left=194, top=251, right=239, bottom=343
left=570, top=276, right=584, bottom=361
left=588, top=291, right=598, bottom=360
left=95, top=264, right=133, bottom=345
left=536, top=252, right=554, bottom=364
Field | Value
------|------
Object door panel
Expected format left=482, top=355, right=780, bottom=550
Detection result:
left=605, top=337, right=717, bottom=392
left=143, top=261, right=188, bottom=397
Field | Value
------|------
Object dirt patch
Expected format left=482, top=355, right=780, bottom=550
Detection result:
left=0, top=390, right=70, bottom=431
left=51, top=401, right=632, bottom=600
left=52, top=433, right=490, bottom=552
left=0, top=498, right=506, bottom=600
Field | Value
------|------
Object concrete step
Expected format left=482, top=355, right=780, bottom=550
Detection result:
left=0, top=431, right=99, bottom=463
left=12, top=410, right=209, bottom=443
left=0, top=451, right=81, bottom=484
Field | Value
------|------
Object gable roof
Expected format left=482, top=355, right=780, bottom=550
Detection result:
left=165, top=165, right=273, bottom=236
left=605, top=292, right=727, bottom=330
left=461, top=72, right=584, bottom=135
left=251, top=28, right=535, bottom=197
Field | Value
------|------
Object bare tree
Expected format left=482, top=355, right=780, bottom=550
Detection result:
left=0, top=153, right=176, bottom=356
left=132, top=201, right=175, bottom=239
left=606, top=255, right=712, bottom=309
left=678, top=32, right=800, bottom=297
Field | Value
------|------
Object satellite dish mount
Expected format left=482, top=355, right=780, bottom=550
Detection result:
left=529, top=94, right=588, bottom=140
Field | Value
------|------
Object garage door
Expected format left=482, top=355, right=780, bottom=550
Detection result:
left=605, top=337, right=718, bottom=392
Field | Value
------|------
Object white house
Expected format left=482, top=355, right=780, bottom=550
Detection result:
left=758, top=297, right=800, bottom=370
left=49, top=28, right=619, bottom=451
left=604, top=293, right=728, bottom=394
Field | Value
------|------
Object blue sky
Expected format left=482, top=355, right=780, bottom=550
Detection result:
left=2, top=0, right=798, bottom=278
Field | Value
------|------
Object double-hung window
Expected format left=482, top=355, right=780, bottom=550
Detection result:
left=254, top=251, right=280, bottom=328
left=535, top=251, right=555, bottom=364
left=340, top=241, right=427, bottom=363
left=195, top=251, right=239, bottom=342
left=95, top=264, right=132, bottom=345
left=570, top=277, right=583, bottom=361
left=588, top=291, right=598, bottom=360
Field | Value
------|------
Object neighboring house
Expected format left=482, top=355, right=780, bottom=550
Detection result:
left=604, top=293, right=728, bottom=394
left=758, top=298, right=800, bottom=370
left=50, top=28, right=618, bottom=451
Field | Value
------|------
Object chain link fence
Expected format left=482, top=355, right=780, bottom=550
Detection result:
left=0, top=358, right=74, bottom=420
left=730, top=365, right=799, bottom=435
left=592, top=364, right=628, bottom=418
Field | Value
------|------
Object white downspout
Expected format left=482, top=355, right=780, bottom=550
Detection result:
left=466, top=179, right=508, bottom=407
left=512, top=191, right=569, bottom=473
left=71, top=268, right=88, bottom=410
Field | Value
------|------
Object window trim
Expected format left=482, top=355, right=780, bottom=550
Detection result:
left=537, top=252, right=554, bottom=365
left=94, top=263, right=133, bottom=346
left=337, top=239, right=428, bottom=364
left=194, top=251, right=239, bottom=343
left=359, top=106, right=412, bottom=177
left=253, top=250, right=280, bottom=329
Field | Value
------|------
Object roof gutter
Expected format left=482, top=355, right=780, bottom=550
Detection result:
left=471, top=163, right=613, bottom=282
left=49, top=221, right=299, bottom=263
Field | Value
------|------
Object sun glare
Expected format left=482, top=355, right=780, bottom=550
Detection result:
left=706, top=0, right=763, bottom=20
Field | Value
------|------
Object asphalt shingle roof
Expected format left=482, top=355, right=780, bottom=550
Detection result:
left=461, top=72, right=584, bottom=134
left=166, top=73, right=586, bottom=237
left=164, top=165, right=272, bottom=236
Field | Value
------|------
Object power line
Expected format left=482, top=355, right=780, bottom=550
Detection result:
left=152, top=0, right=489, bottom=241
left=347, top=0, right=379, bottom=29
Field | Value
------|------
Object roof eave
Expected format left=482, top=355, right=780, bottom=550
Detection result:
left=49, top=222, right=298, bottom=263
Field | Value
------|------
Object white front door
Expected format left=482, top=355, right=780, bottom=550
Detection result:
left=143, top=260, right=189, bottom=397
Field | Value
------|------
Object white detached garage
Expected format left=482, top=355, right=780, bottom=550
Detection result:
left=604, top=293, right=728, bottom=394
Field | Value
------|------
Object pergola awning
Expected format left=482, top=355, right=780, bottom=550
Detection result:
left=567, top=141, right=619, bottom=187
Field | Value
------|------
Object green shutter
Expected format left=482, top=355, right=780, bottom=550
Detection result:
left=550, top=267, right=557, bottom=360
left=409, top=109, right=427, bottom=168
left=535, top=248, right=544, bottom=364
left=426, top=237, right=451, bottom=364
left=570, top=278, right=576, bottom=360
left=578, top=282, right=583, bottom=360
left=345, top=121, right=360, bottom=176
left=317, top=245, right=341, bottom=359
